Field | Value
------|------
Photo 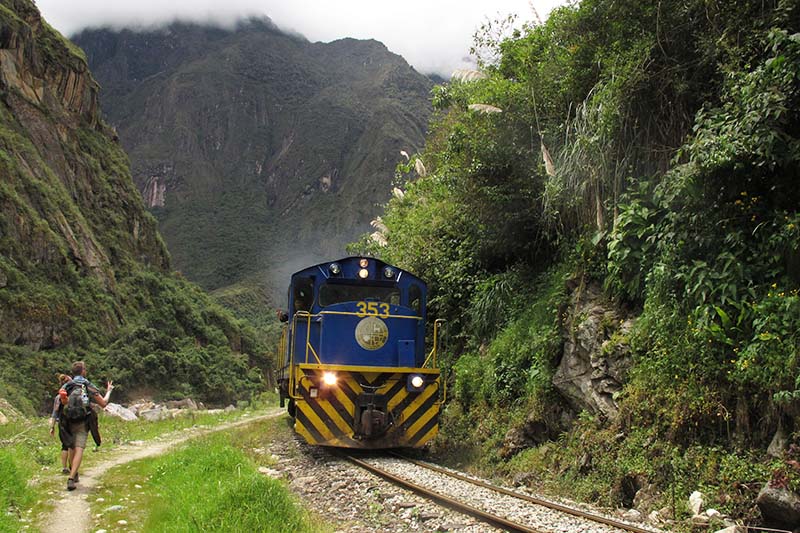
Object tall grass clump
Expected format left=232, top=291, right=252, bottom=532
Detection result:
left=0, top=423, right=47, bottom=533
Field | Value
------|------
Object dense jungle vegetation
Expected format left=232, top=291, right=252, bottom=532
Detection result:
left=354, top=0, right=800, bottom=525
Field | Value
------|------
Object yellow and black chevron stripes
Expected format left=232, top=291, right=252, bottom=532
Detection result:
left=292, top=366, right=440, bottom=448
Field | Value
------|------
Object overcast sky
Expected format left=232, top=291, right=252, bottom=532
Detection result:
left=36, top=0, right=566, bottom=75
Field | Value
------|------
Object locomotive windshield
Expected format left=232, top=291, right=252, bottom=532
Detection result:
left=319, top=282, right=400, bottom=307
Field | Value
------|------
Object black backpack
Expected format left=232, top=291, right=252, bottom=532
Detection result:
left=63, top=382, right=91, bottom=421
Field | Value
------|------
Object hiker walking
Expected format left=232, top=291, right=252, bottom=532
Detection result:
left=48, top=374, right=72, bottom=474
left=59, top=361, right=113, bottom=491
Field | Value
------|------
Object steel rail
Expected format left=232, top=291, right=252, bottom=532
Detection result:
left=391, top=452, right=659, bottom=533
left=341, top=453, right=545, bottom=533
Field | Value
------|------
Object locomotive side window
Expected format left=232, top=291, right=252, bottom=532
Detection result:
left=293, top=277, right=314, bottom=312
left=319, top=283, right=399, bottom=307
left=409, top=284, right=423, bottom=316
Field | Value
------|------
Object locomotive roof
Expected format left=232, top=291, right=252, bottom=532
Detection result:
left=290, top=256, right=426, bottom=287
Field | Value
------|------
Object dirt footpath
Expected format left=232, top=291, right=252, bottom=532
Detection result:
left=40, top=410, right=284, bottom=533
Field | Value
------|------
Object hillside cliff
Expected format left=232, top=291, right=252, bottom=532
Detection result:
left=74, top=22, right=433, bottom=304
left=0, top=0, right=263, bottom=411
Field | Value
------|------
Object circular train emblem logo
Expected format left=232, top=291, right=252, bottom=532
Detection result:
left=355, top=316, right=389, bottom=350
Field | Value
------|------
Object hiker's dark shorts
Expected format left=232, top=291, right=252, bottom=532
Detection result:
left=58, top=425, right=69, bottom=451
left=67, top=421, right=88, bottom=449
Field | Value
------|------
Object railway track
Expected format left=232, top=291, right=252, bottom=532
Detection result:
left=340, top=452, right=665, bottom=533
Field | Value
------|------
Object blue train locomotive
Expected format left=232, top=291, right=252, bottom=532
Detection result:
left=277, top=257, right=444, bottom=448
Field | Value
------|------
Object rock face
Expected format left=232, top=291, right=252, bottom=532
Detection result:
left=553, top=280, right=634, bottom=419
left=74, top=22, right=434, bottom=300
left=0, top=0, right=170, bottom=351
left=501, top=404, right=573, bottom=458
left=767, top=422, right=789, bottom=457
left=756, top=484, right=800, bottom=528
left=1, top=1, right=263, bottom=413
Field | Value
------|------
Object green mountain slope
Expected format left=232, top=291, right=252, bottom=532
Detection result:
left=73, top=22, right=433, bottom=310
left=0, top=0, right=265, bottom=413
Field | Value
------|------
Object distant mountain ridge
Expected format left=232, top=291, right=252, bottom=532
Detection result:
left=74, top=20, right=433, bottom=308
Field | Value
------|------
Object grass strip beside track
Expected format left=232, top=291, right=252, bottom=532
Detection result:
left=90, top=424, right=326, bottom=533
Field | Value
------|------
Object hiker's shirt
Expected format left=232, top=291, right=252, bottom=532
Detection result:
left=51, top=394, right=61, bottom=421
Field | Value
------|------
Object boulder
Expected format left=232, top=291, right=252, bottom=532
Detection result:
left=689, top=490, right=705, bottom=515
left=0, top=398, right=22, bottom=422
left=104, top=403, right=137, bottom=421
left=552, top=281, right=634, bottom=419
left=756, top=484, right=800, bottom=528
left=621, top=509, right=642, bottom=522
left=139, top=406, right=167, bottom=422
left=165, top=398, right=198, bottom=410
left=128, top=401, right=156, bottom=416
left=633, top=482, right=659, bottom=511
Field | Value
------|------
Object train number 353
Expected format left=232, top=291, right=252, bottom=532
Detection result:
left=356, top=301, right=390, bottom=318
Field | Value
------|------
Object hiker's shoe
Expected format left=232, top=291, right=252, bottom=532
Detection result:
left=61, top=468, right=70, bottom=475
left=74, top=473, right=79, bottom=483
left=67, top=478, right=76, bottom=491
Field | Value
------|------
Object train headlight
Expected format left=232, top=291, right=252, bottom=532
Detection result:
left=322, top=372, right=337, bottom=386
left=383, top=266, right=395, bottom=278
left=329, top=262, right=341, bottom=275
left=407, top=374, right=425, bottom=391
left=359, top=258, right=369, bottom=268
left=358, top=268, right=369, bottom=279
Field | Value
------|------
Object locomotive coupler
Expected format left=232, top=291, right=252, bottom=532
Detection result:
left=354, top=385, right=392, bottom=439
